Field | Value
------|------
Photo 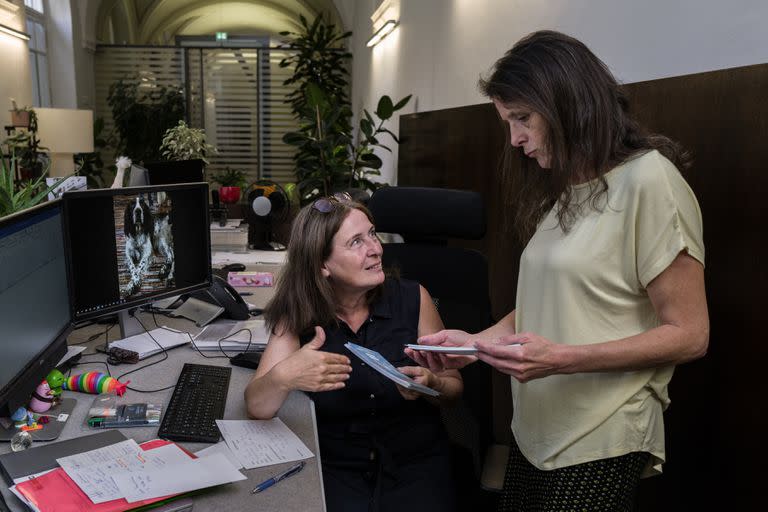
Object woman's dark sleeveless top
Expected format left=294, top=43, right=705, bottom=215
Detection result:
left=309, top=278, right=448, bottom=472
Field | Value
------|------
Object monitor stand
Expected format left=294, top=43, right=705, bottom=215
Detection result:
left=95, top=308, right=144, bottom=353
left=0, top=398, right=76, bottom=442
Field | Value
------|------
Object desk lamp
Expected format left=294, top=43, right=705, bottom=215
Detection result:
left=34, top=108, right=94, bottom=177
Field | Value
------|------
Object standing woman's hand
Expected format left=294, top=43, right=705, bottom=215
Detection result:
left=406, top=329, right=478, bottom=371
left=475, top=332, right=565, bottom=382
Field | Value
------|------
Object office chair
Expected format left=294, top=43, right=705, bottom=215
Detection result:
left=368, top=186, right=499, bottom=507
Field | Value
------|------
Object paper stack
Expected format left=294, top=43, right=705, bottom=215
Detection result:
left=11, top=438, right=245, bottom=511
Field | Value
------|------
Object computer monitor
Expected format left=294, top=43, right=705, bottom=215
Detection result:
left=128, top=163, right=149, bottom=187
left=144, top=159, right=205, bottom=185
left=61, top=182, right=212, bottom=340
left=0, top=201, right=72, bottom=418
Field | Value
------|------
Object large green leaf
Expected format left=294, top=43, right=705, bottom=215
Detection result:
left=375, top=96, right=394, bottom=120
left=393, top=95, right=412, bottom=111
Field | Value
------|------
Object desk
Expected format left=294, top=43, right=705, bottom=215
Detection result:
left=0, top=313, right=326, bottom=512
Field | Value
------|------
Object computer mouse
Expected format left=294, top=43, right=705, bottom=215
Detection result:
left=222, top=263, right=246, bottom=272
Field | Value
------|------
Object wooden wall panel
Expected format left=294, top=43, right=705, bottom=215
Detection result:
left=397, top=63, right=768, bottom=510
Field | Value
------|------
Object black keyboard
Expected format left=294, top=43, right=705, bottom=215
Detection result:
left=158, top=363, right=231, bottom=443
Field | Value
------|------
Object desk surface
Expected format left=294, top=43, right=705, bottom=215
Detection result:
left=0, top=313, right=325, bottom=512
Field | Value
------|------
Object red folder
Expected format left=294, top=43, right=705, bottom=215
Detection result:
left=15, top=439, right=195, bottom=512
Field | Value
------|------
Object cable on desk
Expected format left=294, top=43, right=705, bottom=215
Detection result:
left=112, top=315, right=176, bottom=393
left=69, top=322, right=116, bottom=346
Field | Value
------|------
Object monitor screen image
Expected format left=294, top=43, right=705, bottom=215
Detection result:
left=115, top=191, right=176, bottom=298
left=62, top=182, right=212, bottom=323
left=0, top=201, right=71, bottom=417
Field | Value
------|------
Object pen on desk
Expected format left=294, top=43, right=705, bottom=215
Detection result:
left=251, top=461, right=305, bottom=494
left=239, top=292, right=253, bottom=296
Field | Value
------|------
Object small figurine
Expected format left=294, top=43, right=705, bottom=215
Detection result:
left=62, top=372, right=128, bottom=397
left=45, top=369, right=65, bottom=399
left=10, top=407, right=37, bottom=430
left=28, top=381, right=54, bottom=413
left=11, top=407, right=30, bottom=428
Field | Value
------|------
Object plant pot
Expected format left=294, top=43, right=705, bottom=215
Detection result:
left=219, top=186, right=241, bottom=204
left=10, top=110, right=30, bottom=128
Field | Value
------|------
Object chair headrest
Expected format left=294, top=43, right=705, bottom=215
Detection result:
left=368, top=187, right=486, bottom=240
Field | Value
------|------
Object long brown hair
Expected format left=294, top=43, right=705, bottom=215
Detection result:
left=263, top=198, right=382, bottom=340
left=479, top=30, right=690, bottom=242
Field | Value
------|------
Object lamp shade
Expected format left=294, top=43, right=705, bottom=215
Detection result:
left=33, top=108, right=94, bottom=178
left=34, top=108, right=94, bottom=153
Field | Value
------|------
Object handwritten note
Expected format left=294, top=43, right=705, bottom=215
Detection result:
left=113, top=453, right=246, bottom=503
left=216, top=418, right=314, bottom=469
left=56, top=440, right=191, bottom=503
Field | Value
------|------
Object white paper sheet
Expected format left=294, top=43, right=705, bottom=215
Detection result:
left=216, top=418, right=314, bottom=469
left=194, top=441, right=243, bottom=469
left=114, top=453, right=246, bottom=503
left=56, top=440, right=192, bottom=504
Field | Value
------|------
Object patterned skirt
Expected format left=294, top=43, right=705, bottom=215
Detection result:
left=497, top=437, right=649, bottom=512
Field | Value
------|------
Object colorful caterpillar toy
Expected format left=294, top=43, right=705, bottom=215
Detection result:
left=62, top=372, right=128, bottom=396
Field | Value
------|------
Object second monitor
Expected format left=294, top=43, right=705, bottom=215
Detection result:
left=62, top=182, right=212, bottom=339
left=144, top=159, right=205, bottom=186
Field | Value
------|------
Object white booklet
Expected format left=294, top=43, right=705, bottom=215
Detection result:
left=344, top=342, right=440, bottom=397
left=405, top=344, right=478, bottom=355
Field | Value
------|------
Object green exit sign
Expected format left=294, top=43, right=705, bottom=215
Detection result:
left=216, top=32, right=227, bottom=41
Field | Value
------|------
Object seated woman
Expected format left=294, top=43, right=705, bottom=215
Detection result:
left=245, top=193, right=462, bottom=512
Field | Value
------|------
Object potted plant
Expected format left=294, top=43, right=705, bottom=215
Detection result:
left=211, top=167, right=247, bottom=203
left=107, top=76, right=185, bottom=164
left=0, top=151, right=72, bottom=218
left=160, top=120, right=216, bottom=164
left=3, top=106, right=46, bottom=181
left=279, top=15, right=410, bottom=202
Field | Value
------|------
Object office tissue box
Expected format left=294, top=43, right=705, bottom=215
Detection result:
left=227, top=271, right=274, bottom=287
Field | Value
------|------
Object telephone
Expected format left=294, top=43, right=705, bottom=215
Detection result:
left=187, top=275, right=250, bottom=321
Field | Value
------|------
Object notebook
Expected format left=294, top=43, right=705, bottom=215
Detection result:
left=108, top=327, right=191, bottom=360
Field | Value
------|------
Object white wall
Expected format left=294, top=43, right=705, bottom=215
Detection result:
left=47, top=0, right=77, bottom=107
left=0, top=0, right=32, bottom=121
left=342, top=0, right=768, bottom=184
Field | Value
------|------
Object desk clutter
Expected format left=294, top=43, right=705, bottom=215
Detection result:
left=1, top=368, right=316, bottom=512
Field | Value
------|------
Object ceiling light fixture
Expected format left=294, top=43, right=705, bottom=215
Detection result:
left=0, top=23, right=30, bottom=41
left=366, top=19, right=397, bottom=48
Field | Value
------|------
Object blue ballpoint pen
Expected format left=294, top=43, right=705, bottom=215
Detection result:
left=251, top=461, right=305, bottom=494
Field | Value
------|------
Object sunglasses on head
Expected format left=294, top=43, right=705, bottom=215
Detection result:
left=312, top=191, right=353, bottom=213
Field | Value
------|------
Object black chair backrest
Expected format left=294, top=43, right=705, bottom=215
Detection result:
left=369, top=186, right=494, bottom=495
left=369, top=186, right=492, bottom=331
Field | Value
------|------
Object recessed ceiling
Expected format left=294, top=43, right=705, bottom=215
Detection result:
left=96, top=0, right=343, bottom=45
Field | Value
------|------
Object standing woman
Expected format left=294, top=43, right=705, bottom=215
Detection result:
left=245, top=194, right=462, bottom=512
left=411, top=31, right=709, bottom=511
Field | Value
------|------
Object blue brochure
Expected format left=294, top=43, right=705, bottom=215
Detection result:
left=344, top=342, right=440, bottom=397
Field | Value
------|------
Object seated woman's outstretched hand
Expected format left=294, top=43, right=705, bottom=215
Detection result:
left=406, top=329, right=477, bottom=371
left=273, top=326, right=352, bottom=393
